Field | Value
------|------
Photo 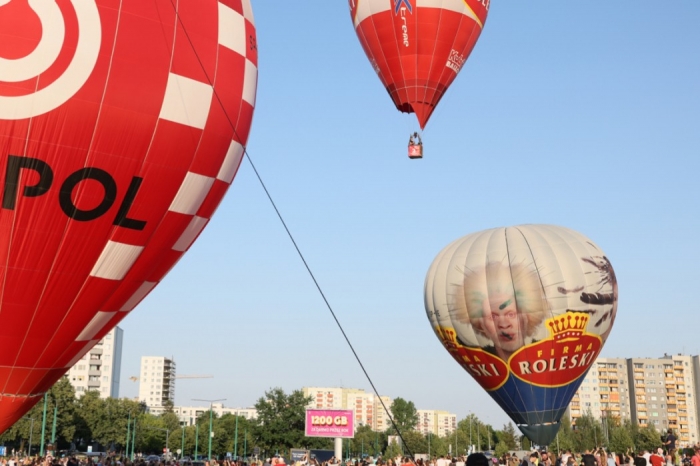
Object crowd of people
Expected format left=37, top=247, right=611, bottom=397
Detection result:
left=2, top=440, right=700, bottom=466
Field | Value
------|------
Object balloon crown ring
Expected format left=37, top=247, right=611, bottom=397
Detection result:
left=548, top=312, right=589, bottom=342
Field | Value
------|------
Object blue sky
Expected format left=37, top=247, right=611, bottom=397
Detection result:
left=118, top=1, right=700, bottom=430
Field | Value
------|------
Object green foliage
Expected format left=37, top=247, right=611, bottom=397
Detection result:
left=0, top=376, right=78, bottom=453
left=384, top=438, right=403, bottom=459
left=497, top=423, right=519, bottom=450
left=252, top=387, right=328, bottom=457
left=572, top=412, right=604, bottom=451
left=549, top=416, right=576, bottom=454
left=634, top=424, right=662, bottom=453
left=74, top=392, right=145, bottom=451
left=608, top=424, right=634, bottom=453
left=387, top=398, right=419, bottom=435
left=0, top=381, right=677, bottom=461
left=460, top=414, right=494, bottom=452
left=426, top=432, right=449, bottom=457
left=494, top=440, right=510, bottom=458
left=350, top=424, right=384, bottom=457
left=401, top=430, right=428, bottom=455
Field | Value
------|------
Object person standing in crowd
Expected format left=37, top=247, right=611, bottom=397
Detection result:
left=649, top=449, right=664, bottom=466
left=581, top=450, right=598, bottom=466
left=467, top=454, right=489, bottom=466
left=691, top=448, right=700, bottom=466
left=664, top=430, right=677, bottom=460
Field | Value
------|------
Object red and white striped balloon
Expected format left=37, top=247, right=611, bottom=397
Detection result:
left=0, top=0, right=257, bottom=432
left=349, top=0, right=489, bottom=129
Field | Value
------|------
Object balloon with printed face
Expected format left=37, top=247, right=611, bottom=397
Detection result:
left=348, top=0, right=489, bottom=129
left=424, top=225, right=618, bottom=445
left=0, top=0, right=257, bottom=432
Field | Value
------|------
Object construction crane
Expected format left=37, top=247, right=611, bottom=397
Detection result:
left=129, top=375, right=213, bottom=382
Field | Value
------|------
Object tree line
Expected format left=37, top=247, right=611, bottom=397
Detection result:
left=0, top=379, right=674, bottom=459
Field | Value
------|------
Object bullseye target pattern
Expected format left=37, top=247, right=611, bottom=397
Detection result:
left=0, top=0, right=257, bottom=432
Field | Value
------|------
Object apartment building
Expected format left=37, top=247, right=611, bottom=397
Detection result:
left=373, top=395, right=394, bottom=433
left=302, top=387, right=379, bottom=428
left=662, top=354, right=698, bottom=446
left=570, top=357, right=632, bottom=423
left=569, top=354, right=699, bottom=446
left=138, top=356, right=176, bottom=414
left=416, top=410, right=457, bottom=436
left=173, top=403, right=257, bottom=426
left=66, top=326, right=123, bottom=398
left=301, top=387, right=454, bottom=435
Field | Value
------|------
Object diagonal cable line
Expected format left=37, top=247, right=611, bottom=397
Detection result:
left=169, top=0, right=416, bottom=456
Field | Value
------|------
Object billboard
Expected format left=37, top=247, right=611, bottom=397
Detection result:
left=305, top=409, right=354, bottom=438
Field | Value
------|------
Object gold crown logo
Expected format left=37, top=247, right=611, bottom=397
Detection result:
left=548, top=312, right=590, bottom=342
left=440, top=327, right=459, bottom=348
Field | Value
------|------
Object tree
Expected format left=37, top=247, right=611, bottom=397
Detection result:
left=608, top=424, right=634, bottom=453
left=73, top=393, right=145, bottom=451
left=252, top=387, right=315, bottom=457
left=634, top=424, right=662, bottom=453
left=385, top=437, right=403, bottom=459
left=351, top=424, right=384, bottom=457
left=549, top=416, right=576, bottom=455
left=498, top=423, right=518, bottom=450
left=401, top=430, right=428, bottom=456
left=572, top=412, right=604, bottom=452
left=494, top=441, right=510, bottom=458
left=0, top=376, right=78, bottom=452
left=387, top=398, right=418, bottom=436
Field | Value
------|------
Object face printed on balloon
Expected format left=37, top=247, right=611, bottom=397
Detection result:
left=482, top=292, right=526, bottom=353
left=425, top=225, right=618, bottom=447
left=453, top=262, right=548, bottom=361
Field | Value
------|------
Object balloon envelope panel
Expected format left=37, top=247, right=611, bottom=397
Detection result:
left=349, top=0, right=488, bottom=129
left=0, top=0, right=256, bottom=432
left=424, top=225, right=617, bottom=445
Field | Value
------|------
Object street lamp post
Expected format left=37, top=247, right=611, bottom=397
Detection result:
left=477, top=422, right=480, bottom=453
left=193, top=399, right=225, bottom=461
left=131, top=418, right=137, bottom=460
left=40, top=394, right=48, bottom=456
left=126, top=413, right=131, bottom=458
left=28, top=417, right=35, bottom=457
left=146, top=427, right=171, bottom=456
left=195, top=424, right=199, bottom=460
left=234, top=415, right=238, bottom=459
left=469, top=415, right=472, bottom=453
left=50, top=402, right=58, bottom=446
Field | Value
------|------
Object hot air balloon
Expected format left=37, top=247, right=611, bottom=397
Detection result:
left=0, top=0, right=257, bottom=433
left=424, top=225, right=617, bottom=446
left=348, top=0, right=489, bottom=156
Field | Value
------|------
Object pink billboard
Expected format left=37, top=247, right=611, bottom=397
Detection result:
left=305, top=409, right=354, bottom=438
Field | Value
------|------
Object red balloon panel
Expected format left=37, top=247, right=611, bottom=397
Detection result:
left=350, top=0, right=488, bottom=128
left=0, top=0, right=257, bottom=432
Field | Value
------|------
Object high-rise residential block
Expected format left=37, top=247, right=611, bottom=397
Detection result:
left=569, top=354, right=699, bottom=447
left=66, top=326, right=123, bottom=398
left=138, top=356, right=176, bottom=414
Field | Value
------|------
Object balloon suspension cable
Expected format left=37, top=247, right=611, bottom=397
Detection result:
left=168, top=0, right=415, bottom=457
